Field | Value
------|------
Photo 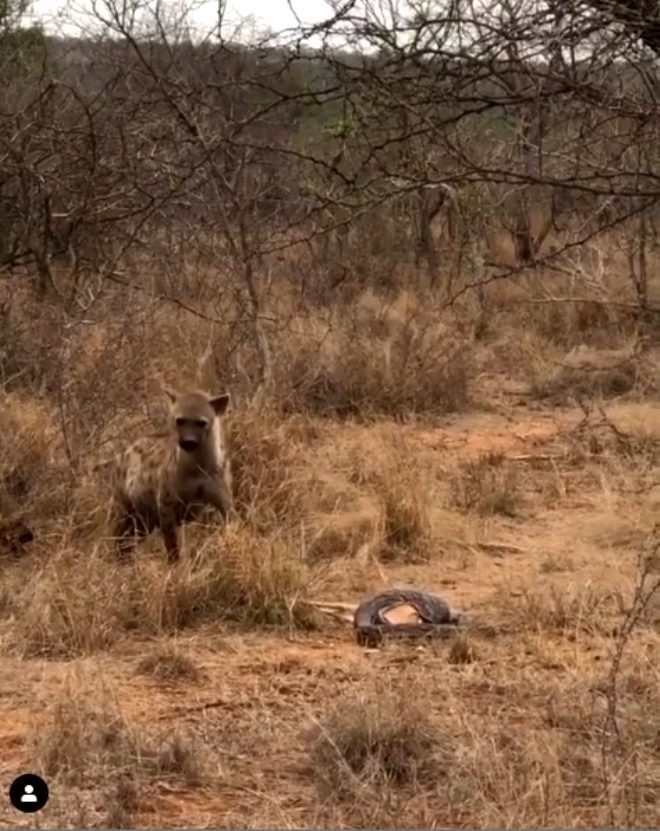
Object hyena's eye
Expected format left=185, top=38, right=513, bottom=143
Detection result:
left=175, top=417, right=185, bottom=427
left=195, top=419, right=208, bottom=429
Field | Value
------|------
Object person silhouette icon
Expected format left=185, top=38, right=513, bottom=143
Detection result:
left=20, top=784, right=38, bottom=803
left=9, top=772, right=49, bottom=813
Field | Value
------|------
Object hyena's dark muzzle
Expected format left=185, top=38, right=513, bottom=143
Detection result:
left=175, top=416, right=209, bottom=453
left=179, top=436, right=200, bottom=453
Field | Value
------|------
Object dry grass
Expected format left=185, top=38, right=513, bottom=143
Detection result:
left=514, top=582, right=624, bottom=635
left=274, top=292, right=474, bottom=418
left=6, top=525, right=315, bottom=657
left=25, top=671, right=217, bottom=827
left=226, top=407, right=312, bottom=532
left=35, top=687, right=211, bottom=789
left=325, top=428, right=436, bottom=561
left=531, top=345, right=659, bottom=404
left=299, top=622, right=660, bottom=829
left=0, top=391, right=66, bottom=522
left=448, top=633, right=479, bottom=664
left=1, top=256, right=660, bottom=828
left=447, top=451, right=524, bottom=517
left=362, top=436, right=435, bottom=560
left=136, top=644, right=203, bottom=682
left=309, top=684, right=448, bottom=799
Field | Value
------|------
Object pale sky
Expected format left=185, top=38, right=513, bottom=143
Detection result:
left=27, top=0, right=336, bottom=39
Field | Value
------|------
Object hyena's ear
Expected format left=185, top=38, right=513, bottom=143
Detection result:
left=208, top=393, right=230, bottom=416
left=163, top=384, right=178, bottom=404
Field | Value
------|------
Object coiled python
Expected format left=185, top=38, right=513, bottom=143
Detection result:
left=353, top=587, right=469, bottom=647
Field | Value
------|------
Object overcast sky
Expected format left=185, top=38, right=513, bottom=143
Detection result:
left=28, top=0, right=335, bottom=37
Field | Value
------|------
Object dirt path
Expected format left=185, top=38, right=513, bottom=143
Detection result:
left=412, top=408, right=580, bottom=457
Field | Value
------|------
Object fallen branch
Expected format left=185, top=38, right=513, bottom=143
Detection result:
left=509, top=454, right=562, bottom=462
left=476, top=541, right=529, bottom=555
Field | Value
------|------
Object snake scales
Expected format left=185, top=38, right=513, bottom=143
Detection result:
left=352, top=587, right=470, bottom=647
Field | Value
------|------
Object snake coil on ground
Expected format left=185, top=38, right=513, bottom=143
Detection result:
left=353, top=587, right=469, bottom=647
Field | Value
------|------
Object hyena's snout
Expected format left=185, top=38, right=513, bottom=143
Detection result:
left=176, top=419, right=207, bottom=453
left=179, top=436, right=200, bottom=453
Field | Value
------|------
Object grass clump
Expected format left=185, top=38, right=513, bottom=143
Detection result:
left=309, top=687, right=448, bottom=799
left=531, top=346, right=657, bottom=405
left=227, top=406, right=311, bottom=533
left=515, top=583, right=622, bottom=636
left=136, top=644, right=202, bottom=682
left=11, top=547, right=126, bottom=657
left=326, top=429, right=436, bottom=562
left=367, top=440, right=435, bottom=560
left=118, top=524, right=317, bottom=632
left=0, top=390, right=66, bottom=522
left=448, top=452, right=523, bottom=517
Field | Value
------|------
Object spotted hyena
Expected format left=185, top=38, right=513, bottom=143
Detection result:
left=109, top=386, right=233, bottom=563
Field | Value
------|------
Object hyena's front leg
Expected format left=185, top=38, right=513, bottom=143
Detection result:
left=111, top=507, right=141, bottom=562
left=161, top=523, right=182, bottom=564
left=207, top=475, right=234, bottom=524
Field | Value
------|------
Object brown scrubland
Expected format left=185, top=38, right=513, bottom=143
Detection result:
left=0, top=0, right=659, bottom=827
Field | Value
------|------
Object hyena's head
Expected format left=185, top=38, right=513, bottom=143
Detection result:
left=164, top=386, right=231, bottom=454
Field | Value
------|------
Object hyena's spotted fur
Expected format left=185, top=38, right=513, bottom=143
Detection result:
left=109, top=386, right=233, bottom=562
